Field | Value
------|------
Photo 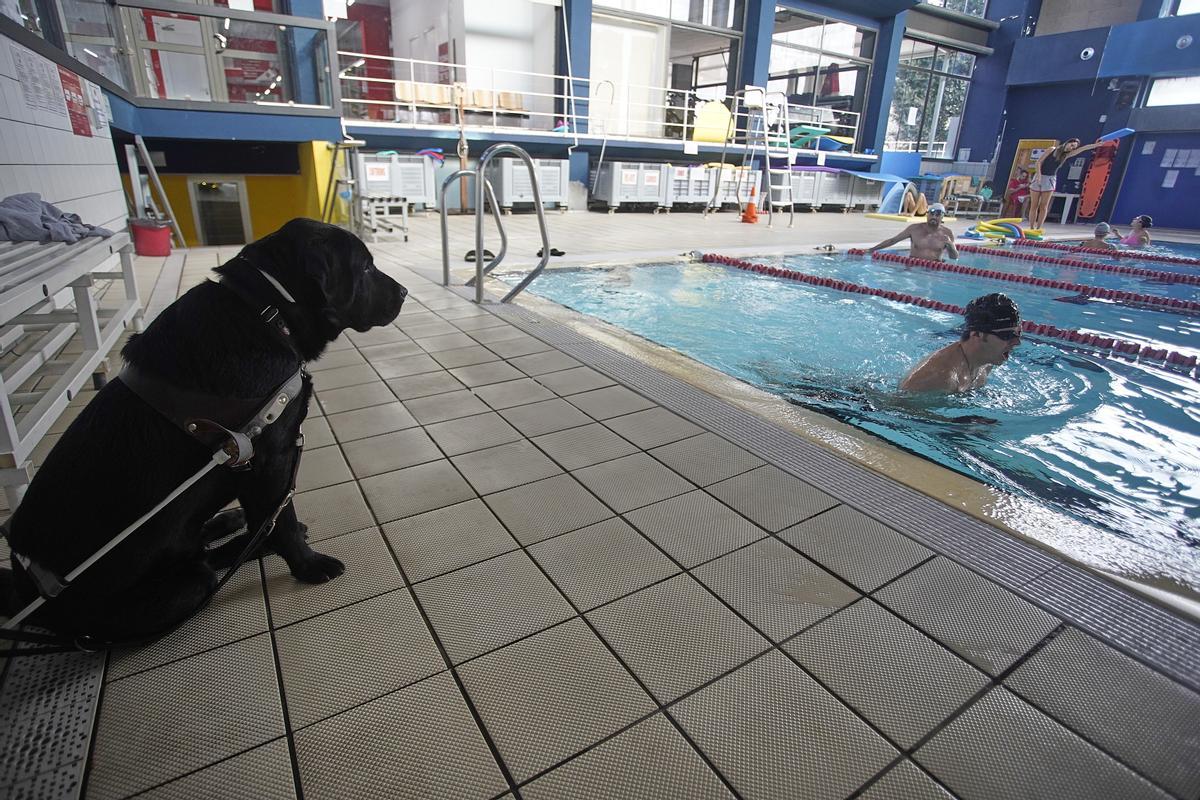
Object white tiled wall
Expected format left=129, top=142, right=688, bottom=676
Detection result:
left=0, top=33, right=127, bottom=232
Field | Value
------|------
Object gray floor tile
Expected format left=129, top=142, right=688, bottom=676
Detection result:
left=394, top=311, right=441, bottom=330
left=573, top=453, right=694, bottom=513
left=915, top=688, right=1173, bottom=800
left=302, top=416, right=335, bottom=450
left=499, top=397, right=593, bottom=436
left=449, top=360, right=526, bottom=387
left=316, top=382, right=397, bottom=415
left=780, top=506, right=933, bottom=593
left=452, top=440, right=563, bottom=494
left=276, top=589, right=446, bottom=729
left=424, top=411, right=524, bottom=456
left=404, top=321, right=461, bottom=339
left=134, top=739, right=295, bottom=800
left=451, top=313, right=509, bottom=331
left=264, top=527, right=404, bottom=627
left=342, top=427, right=442, bottom=478
left=648, top=432, right=765, bottom=487
left=309, top=364, right=379, bottom=392
left=784, top=599, right=990, bottom=749
left=457, top=618, right=656, bottom=783
left=707, top=465, right=838, bottom=532
left=672, top=651, right=897, bottom=800
left=294, top=672, right=507, bottom=800
left=108, top=566, right=266, bottom=681
left=430, top=344, right=501, bottom=369
left=874, top=557, right=1060, bottom=676
left=507, top=350, right=582, bottom=376
left=418, top=332, right=478, bottom=352
left=309, top=347, right=366, bottom=372
left=532, top=423, right=639, bottom=470
left=624, top=490, right=766, bottom=569
left=383, top=498, right=518, bottom=583
left=520, top=713, right=733, bottom=800
left=568, top=385, right=657, bottom=420
left=295, top=446, right=352, bottom=493
left=413, top=550, right=575, bottom=664
left=858, top=760, right=955, bottom=800
left=326, top=401, right=418, bottom=442
left=528, top=517, right=680, bottom=610
left=87, top=635, right=284, bottom=800
left=486, top=334, right=554, bottom=358
left=473, top=378, right=557, bottom=410
left=1004, top=626, right=1200, bottom=799
left=468, top=324, right=527, bottom=344
left=403, top=389, right=492, bottom=424
left=693, top=538, right=859, bottom=642
left=360, top=459, right=477, bottom=523
left=373, top=353, right=444, bottom=379
left=604, top=407, right=704, bottom=449
left=437, top=304, right=491, bottom=321
left=533, top=365, right=616, bottom=396
left=588, top=574, right=770, bottom=703
left=386, top=371, right=465, bottom=400
left=483, top=474, right=615, bottom=545
left=293, top=481, right=376, bottom=543
left=358, top=340, right=424, bottom=362
left=346, top=325, right=408, bottom=346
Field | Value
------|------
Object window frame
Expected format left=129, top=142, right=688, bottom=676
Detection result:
left=886, top=35, right=974, bottom=159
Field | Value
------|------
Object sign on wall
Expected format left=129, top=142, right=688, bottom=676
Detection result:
left=58, top=66, right=91, bottom=137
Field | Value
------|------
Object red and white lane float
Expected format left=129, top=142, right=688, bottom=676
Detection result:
left=1010, top=237, right=1200, bottom=268
left=701, top=252, right=1198, bottom=379
left=955, top=243, right=1200, bottom=287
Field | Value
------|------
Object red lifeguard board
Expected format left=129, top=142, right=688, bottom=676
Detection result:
left=1078, top=140, right=1120, bottom=219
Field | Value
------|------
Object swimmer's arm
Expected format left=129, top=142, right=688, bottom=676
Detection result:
left=870, top=225, right=914, bottom=252
left=943, top=228, right=959, bottom=259
left=899, top=354, right=953, bottom=393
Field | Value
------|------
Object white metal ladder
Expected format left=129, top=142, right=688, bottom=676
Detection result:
left=761, top=91, right=796, bottom=229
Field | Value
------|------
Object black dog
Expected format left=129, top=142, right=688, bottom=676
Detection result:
left=0, top=219, right=406, bottom=641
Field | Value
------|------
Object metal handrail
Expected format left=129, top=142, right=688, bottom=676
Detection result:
left=439, top=170, right=507, bottom=287
left=474, top=143, right=551, bottom=304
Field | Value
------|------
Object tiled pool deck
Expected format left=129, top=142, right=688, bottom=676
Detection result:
left=3, top=212, right=1200, bottom=800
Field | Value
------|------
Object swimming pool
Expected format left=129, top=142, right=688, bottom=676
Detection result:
left=500, top=247, right=1200, bottom=590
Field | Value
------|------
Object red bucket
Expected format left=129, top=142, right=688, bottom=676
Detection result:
left=131, top=219, right=172, bottom=257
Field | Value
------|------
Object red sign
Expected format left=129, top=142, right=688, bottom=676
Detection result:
left=57, top=66, right=91, bottom=137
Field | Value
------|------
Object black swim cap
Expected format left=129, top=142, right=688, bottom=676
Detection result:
left=964, top=293, right=1021, bottom=333
left=1137, top=214, right=1153, bottom=228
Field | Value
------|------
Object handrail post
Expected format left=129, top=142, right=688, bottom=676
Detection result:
left=440, top=169, right=507, bottom=287
left=474, top=143, right=551, bottom=304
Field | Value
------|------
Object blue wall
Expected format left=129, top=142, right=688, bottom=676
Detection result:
left=1112, top=131, right=1200, bottom=229
left=956, top=0, right=1033, bottom=163
left=1100, top=16, right=1200, bottom=78
left=106, top=93, right=342, bottom=141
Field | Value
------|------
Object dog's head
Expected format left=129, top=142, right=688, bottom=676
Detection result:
left=218, top=219, right=407, bottom=358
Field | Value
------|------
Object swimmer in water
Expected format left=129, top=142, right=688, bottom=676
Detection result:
left=868, top=203, right=958, bottom=262
left=900, top=293, right=1023, bottom=393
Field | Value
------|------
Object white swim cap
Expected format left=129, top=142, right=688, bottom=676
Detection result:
left=1094, top=222, right=1111, bottom=235
left=927, top=203, right=946, bottom=215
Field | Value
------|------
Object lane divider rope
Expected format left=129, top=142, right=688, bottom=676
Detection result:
left=1010, top=237, right=1200, bottom=269
left=954, top=243, right=1200, bottom=286
left=702, top=253, right=1198, bottom=378
left=858, top=248, right=1198, bottom=314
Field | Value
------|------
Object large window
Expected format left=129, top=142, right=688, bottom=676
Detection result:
left=1172, top=0, right=1200, bottom=14
left=594, top=0, right=743, bottom=31
left=768, top=7, right=874, bottom=144
left=922, top=0, right=987, bottom=17
left=1145, top=75, right=1200, bottom=106
left=886, top=37, right=974, bottom=158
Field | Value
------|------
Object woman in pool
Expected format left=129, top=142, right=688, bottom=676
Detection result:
left=1028, top=138, right=1105, bottom=230
left=1112, top=214, right=1153, bottom=248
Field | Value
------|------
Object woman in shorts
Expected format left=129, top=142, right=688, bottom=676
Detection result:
left=1029, top=138, right=1104, bottom=230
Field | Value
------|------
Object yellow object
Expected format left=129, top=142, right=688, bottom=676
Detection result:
left=1024, top=229, right=1044, bottom=236
left=980, top=231, right=1009, bottom=239
left=865, top=213, right=958, bottom=223
left=824, top=135, right=855, bottom=145
left=692, top=101, right=733, bottom=143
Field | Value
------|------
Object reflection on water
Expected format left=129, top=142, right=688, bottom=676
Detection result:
left=503, top=257, right=1200, bottom=588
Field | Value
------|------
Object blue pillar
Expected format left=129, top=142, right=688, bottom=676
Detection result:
left=956, top=0, right=1034, bottom=164
left=738, top=0, right=775, bottom=89
left=860, top=10, right=905, bottom=160
left=286, top=0, right=329, bottom=106
left=559, top=0, right=592, bottom=134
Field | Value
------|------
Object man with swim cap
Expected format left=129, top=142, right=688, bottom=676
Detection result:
left=868, top=203, right=959, bottom=262
left=900, top=293, right=1023, bottom=393
left=1078, top=222, right=1116, bottom=250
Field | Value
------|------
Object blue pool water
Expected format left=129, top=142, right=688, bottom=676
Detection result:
left=501, top=248, right=1200, bottom=588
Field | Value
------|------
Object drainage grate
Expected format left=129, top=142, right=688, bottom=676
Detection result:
left=0, top=642, right=104, bottom=800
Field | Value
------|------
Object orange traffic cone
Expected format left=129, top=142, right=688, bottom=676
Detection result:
left=741, top=186, right=759, bottom=224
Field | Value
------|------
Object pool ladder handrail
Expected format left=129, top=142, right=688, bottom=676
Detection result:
left=763, top=90, right=796, bottom=230
left=440, top=169, right=507, bottom=289
left=438, top=144, right=552, bottom=304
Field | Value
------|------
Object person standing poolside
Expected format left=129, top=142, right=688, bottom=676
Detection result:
left=1078, top=222, right=1117, bottom=250
left=1113, top=215, right=1153, bottom=247
left=900, top=293, right=1023, bottom=393
left=1029, top=138, right=1105, bottom=230
left=869, top=203, right=958, bottom=262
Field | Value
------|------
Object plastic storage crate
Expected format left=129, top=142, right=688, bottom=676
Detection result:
left=484, top=157, right=570, bottom=212
left=664, top=165, right=714, bottom=209
left=709, top=166, right=762, bottom=207
left=355, top=153, right=437, bottom=207
left=590, top=161, right=669, bottom=212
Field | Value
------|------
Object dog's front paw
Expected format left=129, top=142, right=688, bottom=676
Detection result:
left=291, top=552, right=345, bottom=584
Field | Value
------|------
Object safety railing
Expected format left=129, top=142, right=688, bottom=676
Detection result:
left=337, top=51, right=862, bottom=153
left=439, top=171, right=508, bottom=289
